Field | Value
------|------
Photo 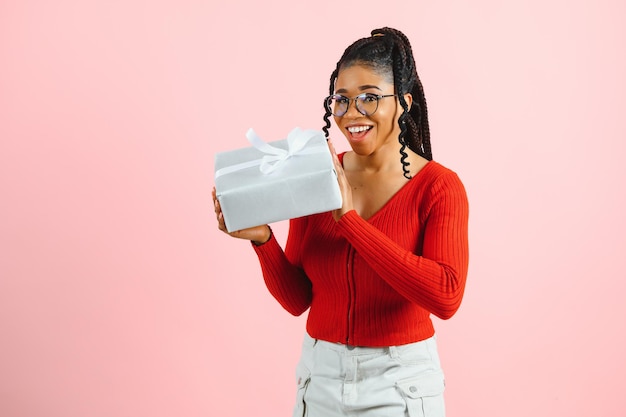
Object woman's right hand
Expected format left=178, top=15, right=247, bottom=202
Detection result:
left=212, top=187, right=272, bottom=245
left=328, top=139, right=354, bottom=222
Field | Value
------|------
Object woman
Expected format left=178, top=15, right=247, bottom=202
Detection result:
left=212, top=27, right=469, bottom=417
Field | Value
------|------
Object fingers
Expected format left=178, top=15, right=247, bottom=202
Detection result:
left=328, top=140, right=339, bottom=164
left=328, top=138, right=337, bottom=156
left=212, top=187, right=228, bottom=233
left=328, top=139, right=344, bottom=175
left=215, top=201, right=225, bottom=232
left=328, top=140, right=348, bottom=186
left=212, top=187, right=219, bottom=217
left=213, top=186, right=273, bottom=242
left=326, top=140, right=353, bottom=222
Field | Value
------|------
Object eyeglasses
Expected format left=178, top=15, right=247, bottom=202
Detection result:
left=324, top=93, right=397, bottom=117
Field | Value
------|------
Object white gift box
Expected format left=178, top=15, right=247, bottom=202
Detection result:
left=214, top=128, right=342, bottom=232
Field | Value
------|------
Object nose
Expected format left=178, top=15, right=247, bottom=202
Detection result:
left=342, top=98, right=362, bottom=118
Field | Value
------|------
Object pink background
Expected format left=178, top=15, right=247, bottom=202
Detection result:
left=1, top=1, right=625, bottom=416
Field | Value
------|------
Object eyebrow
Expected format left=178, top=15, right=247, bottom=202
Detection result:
left=335, top=84, right=383, bottom=94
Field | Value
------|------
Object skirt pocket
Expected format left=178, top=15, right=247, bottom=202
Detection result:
left=292, top=366, right=311, bottom=417
left=396, top=369, right=446, bottom=417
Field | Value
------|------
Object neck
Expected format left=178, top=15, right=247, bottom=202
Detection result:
left=350, top=140, right=408, bottom=174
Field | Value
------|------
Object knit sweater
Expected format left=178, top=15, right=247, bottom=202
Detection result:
left=252, top=158, right=469, bottom=347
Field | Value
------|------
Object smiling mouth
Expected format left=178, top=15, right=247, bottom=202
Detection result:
left=347, top=126, right=373, bottom=134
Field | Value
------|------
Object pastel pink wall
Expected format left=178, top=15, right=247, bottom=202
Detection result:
left=1, top=1, right=625, bottom=416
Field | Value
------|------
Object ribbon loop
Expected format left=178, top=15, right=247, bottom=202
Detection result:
left=246, top=128, right=323, bottom=174
left=215, top=127, right=327, bottom=179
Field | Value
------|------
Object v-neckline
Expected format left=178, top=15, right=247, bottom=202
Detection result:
left=339, top=152, right=435, bottom=222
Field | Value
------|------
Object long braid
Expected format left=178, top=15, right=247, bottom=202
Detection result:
left=396, top=75, right=412, bottom=179
left=322, top=68, right=339, bottom=139
left=413, top=76, right=432, bottom=159
left=323, top=27, right=433, bottom=175
left=387, top=30, right=414, bottom=178
left=379, top=27, right=433, bottom=162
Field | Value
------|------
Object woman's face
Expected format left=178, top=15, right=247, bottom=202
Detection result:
left=333, top=64, right=411, bottom=157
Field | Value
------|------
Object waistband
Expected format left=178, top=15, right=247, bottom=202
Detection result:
left=303, top=332, right=436, bottom=356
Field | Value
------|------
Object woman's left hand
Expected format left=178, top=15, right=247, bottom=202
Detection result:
left=328, top=140, right=354, bottom=221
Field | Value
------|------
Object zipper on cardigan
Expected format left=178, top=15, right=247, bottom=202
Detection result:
left=346, top=246, right=355, bottom=345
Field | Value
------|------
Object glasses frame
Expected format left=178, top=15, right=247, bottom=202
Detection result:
left=325, top=93, right=397, bottom=117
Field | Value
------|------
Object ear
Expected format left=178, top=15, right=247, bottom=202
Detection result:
left=402, top=92, right=413, bottom=110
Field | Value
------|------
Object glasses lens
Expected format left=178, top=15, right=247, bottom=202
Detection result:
left=356, top=94, right=379, bottom=116
left=327, top=95, right=348, bottom=116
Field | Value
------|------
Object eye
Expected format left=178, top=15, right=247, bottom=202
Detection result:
left=333, top=95, right=350, bottom=104
left=361, top=93, right=379, bottom=103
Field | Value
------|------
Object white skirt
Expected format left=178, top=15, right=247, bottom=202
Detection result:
left=293, top=332, right=446, bottom=417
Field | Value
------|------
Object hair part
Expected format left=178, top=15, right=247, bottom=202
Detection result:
left=322, top=27, right=432, bottom=179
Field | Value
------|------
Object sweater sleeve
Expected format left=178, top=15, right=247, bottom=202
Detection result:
left=251, top=218, right=312, bottom=316
left=336, top=171, right=469, bottom=319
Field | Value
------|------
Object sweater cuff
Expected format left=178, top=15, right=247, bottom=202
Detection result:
left=251, top=228, right=281, bottom=257
left=336, top=210, right=367, bottom=236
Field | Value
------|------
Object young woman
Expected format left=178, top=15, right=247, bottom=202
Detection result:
left=212, top=27, right=469, bottom=417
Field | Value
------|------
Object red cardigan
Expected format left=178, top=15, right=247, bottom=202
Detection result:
left=253, top=159, right=469, bottom=347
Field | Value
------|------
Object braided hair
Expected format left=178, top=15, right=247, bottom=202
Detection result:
left=322, top=27, right=432, bottom=179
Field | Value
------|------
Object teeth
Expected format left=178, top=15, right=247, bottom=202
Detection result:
left=347, top=126, right=372, bottom=133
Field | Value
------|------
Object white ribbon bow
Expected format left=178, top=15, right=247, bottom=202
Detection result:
left=247, top=128, right=322, bottom=174
left=215, top=127, right=326, bottom=178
